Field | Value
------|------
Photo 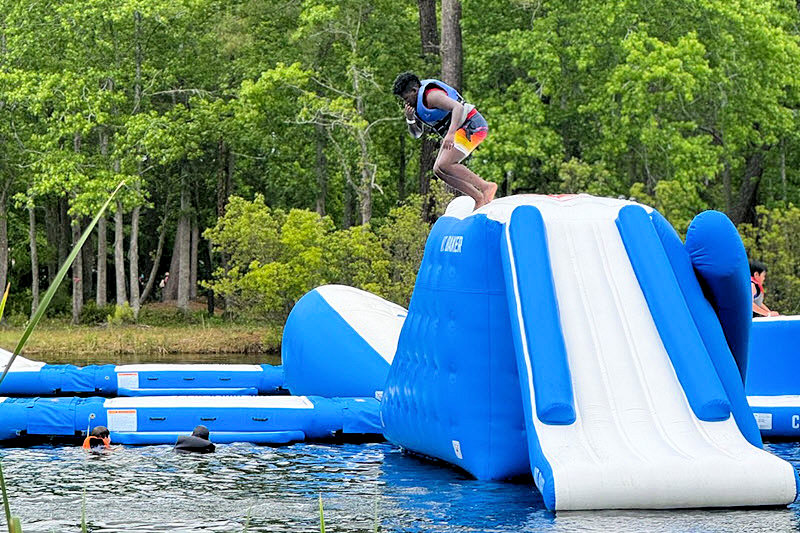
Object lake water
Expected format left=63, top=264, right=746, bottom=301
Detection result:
left=3, top=441, right=800, bottom=532
left=2, top=353, right=800, bottom=532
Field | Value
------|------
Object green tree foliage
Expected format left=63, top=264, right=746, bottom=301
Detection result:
left=740, top=206, right=800, bottom=315
left=203, top=193, right=437, bottom=319
left=2, top=0, right=800, bottom=318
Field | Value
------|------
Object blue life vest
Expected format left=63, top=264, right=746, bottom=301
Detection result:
left=415, top=79, right=464, bottom=136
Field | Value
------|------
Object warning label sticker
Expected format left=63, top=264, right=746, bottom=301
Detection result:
left=108, top=409, right=137, bottom=432
left=117, top=372, right=139, bottom=390
left=753, top=412, right=772, bottom=431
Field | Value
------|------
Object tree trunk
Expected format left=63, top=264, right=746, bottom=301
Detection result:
left=129, top=205, right=140, bottom=318
left=58, top=198, right=69, bottom=269
left=177, top=175, right=191, bottom=312
left=399, top=131, right=407, bottom=201
left=163, top=232, right=180, bottom=301
left=114, top=200, right=127, bottom=305
left=96, top=216, right=107, bottom=306
left=29, top=205, right=39, bottom=317
left=343, top=180, right=354, bottom=229
left=730, top=149, right=766, bottom=225
left=71, top=219, right=83, bottom=324
left=139, top=205, right=169, bottom=305
left=190, top=217, right=198, bottom=300
left=315, top=124, right=328, bottom=216
left=82, top=230, right=94, bottom=302
left=356, top=132, right=373, bottom=224
left=441, top=0, right=463, bottom=92
left=206, top=239, right=215, bottom=315
left=418, top=0, right=440, bottom=218
left=45, top=203, right=58, bottom=282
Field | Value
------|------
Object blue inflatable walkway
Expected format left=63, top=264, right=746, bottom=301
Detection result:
left=747, top=316, right=800, bottom=437
left=381, top=194, right=797, bottom=510
left=0, top=395, right=381, bottom=445
left=0, top=351, right=285, bottom=397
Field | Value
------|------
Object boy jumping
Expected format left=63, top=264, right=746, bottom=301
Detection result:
left=393, top=72, right=497, bottom=209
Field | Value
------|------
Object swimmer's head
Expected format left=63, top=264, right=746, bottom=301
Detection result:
left=192, top=425, right=210, bottom=440
left=90, top=426, right=110, bottom=439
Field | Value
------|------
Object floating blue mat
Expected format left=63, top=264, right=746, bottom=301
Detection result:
left=0, top=395, right=380, bottom=445
left=747, top=317, right=800, bottom=438
left=0, top=353, right=284, bottom=397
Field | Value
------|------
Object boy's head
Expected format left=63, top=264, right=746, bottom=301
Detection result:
left=90, top=426, right=109, bottom=439
left=750, top=260, right=767, bottom=281
left=393, top=72, right=421, bottom=107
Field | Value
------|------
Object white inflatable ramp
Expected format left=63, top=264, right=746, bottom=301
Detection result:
left=499, top=196, right=797, bottom=510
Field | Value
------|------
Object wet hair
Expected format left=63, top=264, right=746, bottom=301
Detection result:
left=392, top=72, right=421, bottom=97
left=750, top=260, right=767, bottom=276
left=192, top=425, right=210, bottom=440
left=90, top=426, right=109, bottom=439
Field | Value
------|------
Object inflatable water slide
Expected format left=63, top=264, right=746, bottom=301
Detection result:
left=0, top=285, right=403, bottom=446
left=381, top=194, right=798, bottom=510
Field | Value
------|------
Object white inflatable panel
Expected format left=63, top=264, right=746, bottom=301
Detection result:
left=0, top=348, right=45, bottom=372
left=104, top=396, right=314, bottom=409
left=316, top=285, right=407, bottom=363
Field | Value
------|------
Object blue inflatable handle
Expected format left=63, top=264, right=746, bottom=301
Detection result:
left=502, top=205, right=575, bottom=425
left=651, top=211, right=761, bottom=447
left=616, top=206, right=730, bottom=422
left=685, top=211, right=751, bottom=381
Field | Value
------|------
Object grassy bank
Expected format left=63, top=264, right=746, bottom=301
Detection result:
left=0, top=323, right=280, bottom=358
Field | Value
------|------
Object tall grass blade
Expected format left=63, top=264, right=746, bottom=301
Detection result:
left=81, top=487, right=87, bottom=533
left=0, top=284, right=10, bottom=324
left=242, top=506, right=252, bottom=533
left=0, top=181, right=126, bottom=386
left=318, top=494, right=325, bottom=533
left=9, top=517, right=20, bottom=533
left=0, top=461, right=12, bottom=532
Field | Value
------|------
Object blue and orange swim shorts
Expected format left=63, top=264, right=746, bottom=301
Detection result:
left=453, top=108, right=488, bottom=158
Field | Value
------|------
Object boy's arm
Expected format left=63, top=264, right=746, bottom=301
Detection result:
left=425, top=90, right=467, bottom=150
left=404, top=103, right=424, bottom=139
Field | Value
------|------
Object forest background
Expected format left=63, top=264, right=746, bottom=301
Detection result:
left=1, top=0, right=800, bottom=337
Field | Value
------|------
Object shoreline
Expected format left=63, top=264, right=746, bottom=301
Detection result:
left=0, top=323, right=281, bottom=358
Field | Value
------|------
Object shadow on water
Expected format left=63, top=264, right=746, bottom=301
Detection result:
left=1, top=441, right=800, bottom=532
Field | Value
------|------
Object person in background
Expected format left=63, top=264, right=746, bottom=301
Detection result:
left=174, top=425, right=216, bottom=454
left=751, top=260, right=779, bottom=317
left=82, top=426, right=111, bottom=450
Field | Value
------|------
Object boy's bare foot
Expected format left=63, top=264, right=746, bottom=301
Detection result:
left=474, top=194, right=488, bottom=210
left=483, top=182, right=498, bottom=204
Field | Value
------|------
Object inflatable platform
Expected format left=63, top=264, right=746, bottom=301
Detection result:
left=0, top=395, right=380, bottom=445
left=282, top=285, right=406, bottom=398
left=0, top=349, right=285, bottom=397
left=747, top=316, right=800, bottom=438
left=381, top=194, right=798, bottom=510
left=0, top=285, right=404, bottom=400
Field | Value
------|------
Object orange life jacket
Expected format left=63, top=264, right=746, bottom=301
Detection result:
left=82, top=436, right=111, bottom=450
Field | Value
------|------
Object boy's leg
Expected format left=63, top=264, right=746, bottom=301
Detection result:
left=434, top=147, right=497, bottom=209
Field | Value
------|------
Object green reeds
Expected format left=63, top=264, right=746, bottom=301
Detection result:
left=319, top=494, right=325, bottom=533
left=0, top=181, right=125, bottom=533
left=81, top=488, right=87, bottom=533
left=0, top=181, right=126, bottom=387
left=0, top=285, right=21, bottom=533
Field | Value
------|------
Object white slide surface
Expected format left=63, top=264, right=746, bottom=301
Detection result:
left=466, top=195, right=798, bottom=510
